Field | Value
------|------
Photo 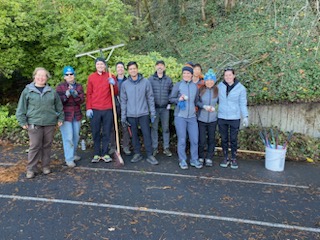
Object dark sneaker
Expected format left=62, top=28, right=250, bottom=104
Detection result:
left=190, top=159, right=203, bottom=169
left=179, top=160, right=188, bottom=170
left=91, top=155, right=100, bottom=163
left=152, top=149, right=159, bottom=157
left=230, top=159, right=238, bottom=169
left=131, top=153, right=143, bottom=163
left=220, top=159, right=230, bottom=168
left=123, top=147, right=131, bottom=156
left=163, top=148, right=172, bottom=157
left=146, top=155, right=159, bottom=165
left=101, top=154, right=112, bottom=163
left=205, top=159, right=213, bottom=167
left=198, top=158, right=204, bottom=163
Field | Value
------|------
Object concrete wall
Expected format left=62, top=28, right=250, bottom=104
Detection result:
left=248, top=102, right=320, bottom=138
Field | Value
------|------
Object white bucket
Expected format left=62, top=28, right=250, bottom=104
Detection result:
left=265, top=145, right=287, bottom=172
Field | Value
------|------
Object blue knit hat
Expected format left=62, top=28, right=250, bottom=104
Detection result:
left=204, top=69, right=217, bottom=82
left=63, top=66, right=75, bottom=75
left=182, top=66, right=193, bottom=74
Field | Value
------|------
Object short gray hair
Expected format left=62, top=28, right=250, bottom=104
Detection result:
left=32, top=67, right=51, bottom=79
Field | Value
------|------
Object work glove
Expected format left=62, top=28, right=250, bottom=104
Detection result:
left=150, top=115, right=156, bottom=123
left=65, top=89, right=71, bottom=98
left=203, top=105, right=211, bottom=111
left=86, top=109, right=93, bottom=118
left=242, top=117, right=249, bottom=127
left=70, top=89, right=78, bottom=98
left=177, top=101, right=186, bottom=110
left=121, top=120, right=130, bottom=128
left=109, top=77, right=115, bottom=85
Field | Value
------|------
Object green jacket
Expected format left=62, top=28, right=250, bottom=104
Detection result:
left=16, top=82, right=64, bottom=126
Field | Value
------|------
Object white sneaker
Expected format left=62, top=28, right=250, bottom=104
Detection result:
left=74, top=155, right=81, bottom=161
left=26, top=171, right=35, bottom=179
left=66, top=161, right=76, bottom=168
left=43, top=168, right=51, bottom=175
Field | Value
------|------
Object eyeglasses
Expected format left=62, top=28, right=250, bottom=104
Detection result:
left=224, top=67, right=234, bottom=72
left=65, top=73, right=74, bottom=76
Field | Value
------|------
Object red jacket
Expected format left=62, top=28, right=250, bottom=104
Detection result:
left=86, top=72, right=118, bottom=111
left=56, top=81, right=85, bottom=122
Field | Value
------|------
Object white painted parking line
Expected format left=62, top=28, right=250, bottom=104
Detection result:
left=0, top=194, right=319, bottom=233
left=77, top=167, right=310, bottom=189
left=0, top=163, right=15, bottom=166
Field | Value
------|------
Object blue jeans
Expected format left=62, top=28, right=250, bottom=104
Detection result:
left=128, top=115, right=152, bottom=156
left=174, top=116, right=198, bottom=162
left=60, top=119, right=81, bottom=163
left=151, top=108, right=170, bottom=149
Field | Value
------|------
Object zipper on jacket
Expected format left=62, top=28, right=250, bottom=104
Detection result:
left=187, top=83, right=190, bottom=117
left=207, top=89, right=212, bottom=122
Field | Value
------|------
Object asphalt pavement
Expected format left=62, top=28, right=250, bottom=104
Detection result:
left=0, top=145, right=319, bottom=240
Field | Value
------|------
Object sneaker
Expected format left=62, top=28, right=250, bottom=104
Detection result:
left=146, top=155, right=159, bottom=165
left=190, top=159, right=203, bottom=169
left=152, top=149, right=159, bottom=157
left=66, top=161, right=76, bottom=168
left=199, top=158, right=204, bottom=163
left=74, top=155, right=81, bottom=161
left=108, top=148, right=116, bottom=155
left=163, top=148, right=172, bottom=157
left=43, top=167, right=51, bottom=175
left=123, top=147, right=131, bottom=156
left=205, top=159, right=213, bottom=167
left=220, top=159, right=230, bottom=168
left=26, top=171, right=34, bottom=179
left=91, top=155, right=100, bottom=163
left=101, top=154, right=112, bottom=163
left=131, top=153, right=143, bottom=163
left=179, top=160, right=188, bottom=170
left=230, top=159, right=238, bottom=169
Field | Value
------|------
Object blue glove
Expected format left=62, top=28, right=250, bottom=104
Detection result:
left=109, top=78, right=115, bottom=85
left=177, top=101, right=186, bottom=110
left=86, top=109, right=93, bottom=118
left=150, top=115, right=156, bottom=123
left=70, top=89, right=78, bottom=98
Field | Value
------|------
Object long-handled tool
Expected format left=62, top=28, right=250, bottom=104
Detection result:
left=109, top=69, right=124, bottom=166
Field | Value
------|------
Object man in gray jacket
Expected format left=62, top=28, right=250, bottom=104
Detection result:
left=149, top=60, right=173, bottom=157
left=120, top=61, right=158, bottom=165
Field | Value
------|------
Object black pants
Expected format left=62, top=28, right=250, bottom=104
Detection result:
left=90, top=109, right=113, bottom=156
left=198, top=121, right=217, bottom=160
left=128, top=115, right=152, bottom=156
left=218, top=118, right=240, bottom=160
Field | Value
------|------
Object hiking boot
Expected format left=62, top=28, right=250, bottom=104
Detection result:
left=190, top=159, right=203, bottom=169
left=74, top=155, right=81, bottom=161
left=146, top=155, right=159, bottom=165
left=179, top=160, right=188, bottom=170
left=198, top=158, right=204, bottom=163
left=66, top=161, right=76, bottom=168
left=220, top=159, right=230, bottom=168
left=43, top=167, right=51, bottom=175
left=131, top=153, right=143, bottom=163
left=152, top=149, right=159, bottom=157
left=101, top=154, right=112, bottom=163
left=108, top=148, right=116, bottom=155
left=205, top=159, right=213, bottom=167
left=230, top=159, right=238, bottom=169
left=123, top=147, right=131, bottom=156
left=163, top=148, right=172, bottom=157
left=26, top=171, right=35, bottom=179
left=91, top=155, right=100, bottom=163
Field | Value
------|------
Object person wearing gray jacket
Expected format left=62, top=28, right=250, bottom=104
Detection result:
left=120, top=61, right=158, bottom=165
left=197, top=69, right=219, bottom=167
left=149, top=60, right=173, bottom=157
left=218, top=67, right=249, bottom=169
left=170, top=66, right=202, bottom=170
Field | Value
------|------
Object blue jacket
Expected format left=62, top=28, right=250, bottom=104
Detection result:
left=197, top=88, right=218, bottom=123
left=170, top=80, right=199, bottom=118
left=148, top=72, right=173, bottom=108
left=218, top=80, right=248, bottom=120
left=120, top=74, right=155, bottom=120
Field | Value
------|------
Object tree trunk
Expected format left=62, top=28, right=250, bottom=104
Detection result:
left=225, top=0, right=237, bottom=13
left=201, top=0, right=207, bottom=21
left=143, top=0, right=156, bottom=31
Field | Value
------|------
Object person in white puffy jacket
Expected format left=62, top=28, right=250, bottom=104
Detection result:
left=218, top=67, right=248, bottom=169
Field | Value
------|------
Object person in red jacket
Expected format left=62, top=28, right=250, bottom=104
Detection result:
left=86, top=57, right=118, bottom=163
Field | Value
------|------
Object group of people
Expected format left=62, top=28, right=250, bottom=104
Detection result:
left=16, top=58, right=248, bottom=179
